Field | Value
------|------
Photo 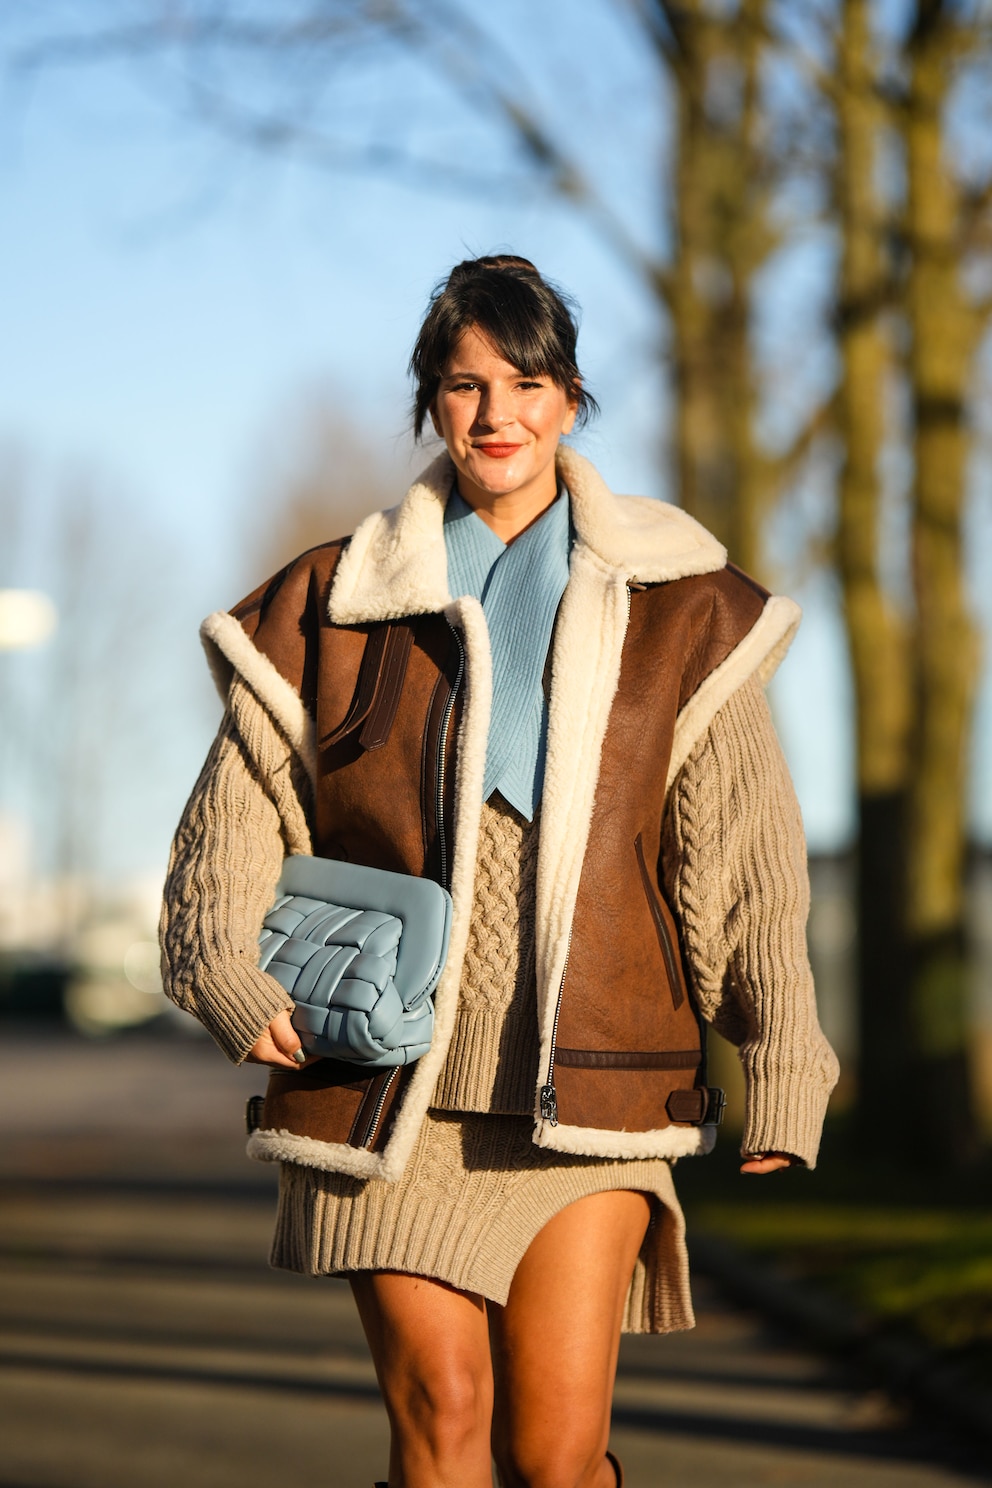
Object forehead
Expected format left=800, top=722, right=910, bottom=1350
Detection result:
left=442, top=324, right=522, bottom=375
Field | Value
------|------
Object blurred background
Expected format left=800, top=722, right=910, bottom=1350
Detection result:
left=1, top=3, right=992, bottom=1482
left=3, top=0, right=992, bottom=1159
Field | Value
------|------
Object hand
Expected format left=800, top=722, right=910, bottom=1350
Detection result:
left=246, top=1008, right=309, bottom=1070
left=740, top=1151, right=798, bottom=1175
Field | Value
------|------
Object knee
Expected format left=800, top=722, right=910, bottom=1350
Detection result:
left=386, top=1357, right=490, bottom=1456
left=494, top=1432, right=610, bottom=1488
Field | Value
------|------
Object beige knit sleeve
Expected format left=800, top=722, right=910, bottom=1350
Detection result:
left=661, top=677, right=839, bottom=1168
left=159, top=677, right=313, bottom=1063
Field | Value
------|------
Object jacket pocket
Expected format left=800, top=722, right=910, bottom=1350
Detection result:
left=634, top=833, right=685, bottom=1011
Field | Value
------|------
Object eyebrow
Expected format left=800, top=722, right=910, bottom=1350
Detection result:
left=441, top=368, right=540, bottom=381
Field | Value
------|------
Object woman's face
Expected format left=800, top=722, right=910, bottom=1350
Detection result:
left=431, top=325, right=577, bottom=520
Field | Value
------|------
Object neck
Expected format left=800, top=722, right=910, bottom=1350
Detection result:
left=456, top=471, right=560, bottom=544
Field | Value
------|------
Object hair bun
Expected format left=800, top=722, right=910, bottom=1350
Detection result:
left=447, top=254, right=539, bottom=284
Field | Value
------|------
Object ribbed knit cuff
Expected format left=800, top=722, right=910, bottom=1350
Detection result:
left=740, top=1059, right=835, bottom=1170
left=196, top=961, right=295, bottom=1064
left=432, top=1005, right=536, bottom=1114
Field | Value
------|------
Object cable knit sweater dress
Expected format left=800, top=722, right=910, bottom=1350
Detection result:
left=161, top=671, right=838, bottom=1334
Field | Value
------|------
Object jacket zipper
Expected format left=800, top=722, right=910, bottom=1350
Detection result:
left=540, top=582, right=632, bottom=1128
left=539, top=925, right=572, bottom=1126
left=436, top=622, right=465, bottom=892
left=360, top=1068, right=398, bottom=1148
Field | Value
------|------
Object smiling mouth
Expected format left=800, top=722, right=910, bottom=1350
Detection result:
left=475, top=444, right=521, bottom=458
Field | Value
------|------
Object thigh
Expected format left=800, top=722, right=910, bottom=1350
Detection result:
left=349, top=1267, right=496, bottom=1440
left=350, top=1270, right=493, bottom=1405
left=488, top=1189, right=651, bottom=1472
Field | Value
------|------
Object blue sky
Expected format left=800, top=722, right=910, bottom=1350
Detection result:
left=1, top=4, right=989, bottom=881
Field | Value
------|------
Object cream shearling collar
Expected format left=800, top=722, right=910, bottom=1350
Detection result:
left=327, top=445, right=726, bottom=625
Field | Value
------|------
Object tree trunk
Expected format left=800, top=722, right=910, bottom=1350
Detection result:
left=667, top=0, right=770, bottom=575
left=903, top=4, right=982, bottom=1164
left=835, top=0, right=914, bottom=1153
left=726, top=0, right=769, bottom=581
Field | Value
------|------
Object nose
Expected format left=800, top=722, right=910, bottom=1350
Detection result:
left=476, top=386, right=512, bottom=431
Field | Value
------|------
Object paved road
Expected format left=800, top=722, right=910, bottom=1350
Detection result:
left=0, top=1030, right=987, bottom=1488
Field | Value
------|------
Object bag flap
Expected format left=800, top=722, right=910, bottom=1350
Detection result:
left=276, top=854, right=452, bottom=1004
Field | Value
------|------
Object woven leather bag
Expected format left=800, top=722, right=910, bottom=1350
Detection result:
left=258, top=855, right=452, bottom=1068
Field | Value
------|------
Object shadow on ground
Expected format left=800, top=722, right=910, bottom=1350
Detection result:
left=0, top=1029, right=988, bottom=1488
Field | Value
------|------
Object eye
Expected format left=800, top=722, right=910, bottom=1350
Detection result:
left=447, top=379, right=479, bottom=392
left=517, top=380, right=545, bottom=391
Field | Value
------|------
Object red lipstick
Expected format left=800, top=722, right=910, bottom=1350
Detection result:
left=476, top=444, right=521, bottom=459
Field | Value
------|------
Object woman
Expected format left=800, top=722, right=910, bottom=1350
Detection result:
left=161, top=255, right=839, bottom=1488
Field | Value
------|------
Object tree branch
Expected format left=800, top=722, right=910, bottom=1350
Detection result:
left=9, top=1, right=672, bottom=302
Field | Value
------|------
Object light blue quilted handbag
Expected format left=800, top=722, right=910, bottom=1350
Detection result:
left=258, top=855, right=453, bottom=1068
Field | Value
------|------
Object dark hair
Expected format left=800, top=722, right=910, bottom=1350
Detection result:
left=410, top=254, right=599, bottom=439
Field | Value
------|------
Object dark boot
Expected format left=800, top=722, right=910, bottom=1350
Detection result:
left=606, top=1450, right=624, bottom=1487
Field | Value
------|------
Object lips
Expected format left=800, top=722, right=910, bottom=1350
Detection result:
left=475, top=444, right=521, bottom=459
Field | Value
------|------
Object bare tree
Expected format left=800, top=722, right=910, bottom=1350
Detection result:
left=832, top=0, right=992, bottom=1160
left=835, top=0, right=915, bottom=1148
left=659, top=0, right=777, bottom=572
left=900, top=0, right=986, bottom=1161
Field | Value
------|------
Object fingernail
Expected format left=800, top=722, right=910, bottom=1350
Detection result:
left=292, top=1048, right=306, bottom=1064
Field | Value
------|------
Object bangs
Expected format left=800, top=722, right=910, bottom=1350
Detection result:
left=451, top=281, right=567, bottom=382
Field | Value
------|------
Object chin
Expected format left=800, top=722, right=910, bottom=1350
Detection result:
left=469, top=457, right=532, bottom=488
left=480, top=475, right=525, bottom=497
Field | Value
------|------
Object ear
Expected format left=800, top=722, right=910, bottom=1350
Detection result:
left=429, top=401, right=442, bottom=437
left=561, top=385, right=580, bottom=437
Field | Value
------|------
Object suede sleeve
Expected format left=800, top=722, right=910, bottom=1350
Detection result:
left=661, top=678, right=840, bottom=1167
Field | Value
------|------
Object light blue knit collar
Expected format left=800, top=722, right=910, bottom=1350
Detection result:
left=444, top=488, right=571, bottom=820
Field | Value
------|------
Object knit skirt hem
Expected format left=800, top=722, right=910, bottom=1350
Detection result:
left=269, top=1109, right=694, bottom=1334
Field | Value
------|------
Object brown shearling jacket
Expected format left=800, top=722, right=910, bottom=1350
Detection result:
left=193, top=447, right=805, bottom=1182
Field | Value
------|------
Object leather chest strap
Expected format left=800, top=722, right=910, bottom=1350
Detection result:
left=324, top=621, right=415, bottom=751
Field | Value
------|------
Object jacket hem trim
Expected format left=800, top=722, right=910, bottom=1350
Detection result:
left=531, top=1118, right=716, bottom=1160
left=247, top=1115, right=717, bottom=1175
left=246, top=1128, right=386, bottom=1177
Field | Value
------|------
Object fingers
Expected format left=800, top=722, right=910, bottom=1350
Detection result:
left=269, top=1008, right=307, bottom=1063
left=245, top=1038, right=306, bottom=1069
left=739, top=1152, right=797, bottom=1175
left=245, top=1009, right=308, bottom=1069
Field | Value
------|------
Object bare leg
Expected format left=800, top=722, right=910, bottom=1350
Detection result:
left=350, top=1271, right=494, bottom=1488
left=349, top=1190, right=649, bottom=1488
left=489, top=1190, right=651, bottom=1488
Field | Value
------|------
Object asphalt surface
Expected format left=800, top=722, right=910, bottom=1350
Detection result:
left=0, top=1028, right=987, bottom=1488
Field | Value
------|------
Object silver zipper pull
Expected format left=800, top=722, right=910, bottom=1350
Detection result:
left=540, top=1084, right=558, bottom=1126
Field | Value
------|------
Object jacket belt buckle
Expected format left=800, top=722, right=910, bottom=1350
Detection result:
left=665, top=1084, right=727, bottom=1126
left=702, top=1086, right=726, bottom=1126
left=245, top=1095, right=266, bottom=1134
